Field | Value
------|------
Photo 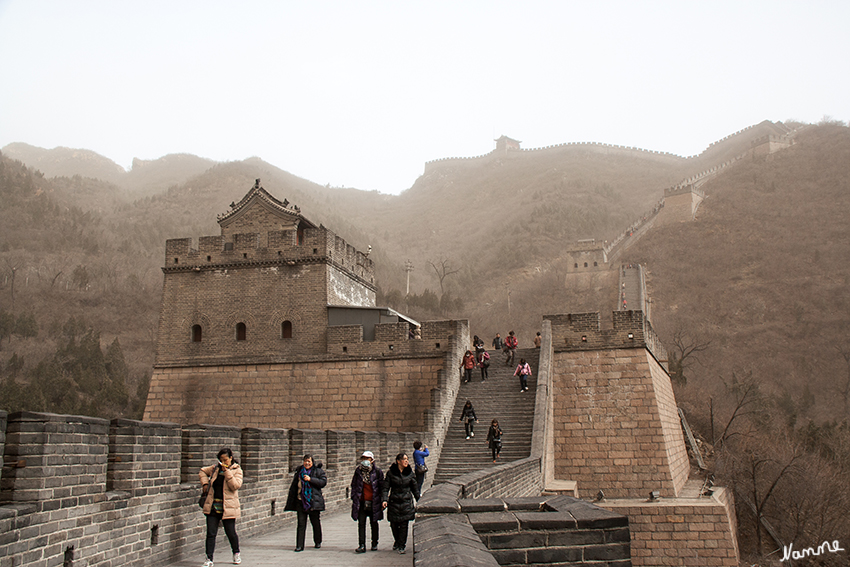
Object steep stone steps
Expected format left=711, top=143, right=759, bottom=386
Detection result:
left=433, top=347, right=540, bottom=484
left=620, top=264, right=643, bottom=312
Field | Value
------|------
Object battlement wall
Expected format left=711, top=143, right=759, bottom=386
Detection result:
left=147, top=318, right=468, bottom=431
left=0, top=412, right=432, bottom=567
left=603, top=489, right=739, bottom=566
left=563, top=199, right=663, bottom=274
left=326, top=319, right=463, bottom=357
left=545, top=310, right=668, bottom=366
left=423, top=141, right=688, bottom=174
left=751, top=132, right=795, bottom=158
left=164, top=224, right=374, bottom=286
left=423, top=121, right=794, bottom=179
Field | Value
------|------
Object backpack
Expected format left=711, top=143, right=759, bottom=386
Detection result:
left=480, top=351, right=490, bottom=367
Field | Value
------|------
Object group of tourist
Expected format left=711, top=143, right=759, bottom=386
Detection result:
left=198, top=442, right=430, bottom=565
left=197, top=329, right=544, bottom=565
left=463, top=331, right=537, bottom=392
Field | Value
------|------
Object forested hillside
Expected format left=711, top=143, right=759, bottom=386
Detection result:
left=621, top=123, right=850, bottom=562
left=0, top=157, right=155, bottom=418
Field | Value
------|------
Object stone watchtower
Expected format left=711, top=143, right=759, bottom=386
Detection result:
left=145, top=180, right=466, bottom=434
left=155, top=179, right=376, bottom=367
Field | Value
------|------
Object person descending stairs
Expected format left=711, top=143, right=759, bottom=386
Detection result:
left=432, top=347, right=540, bottom=485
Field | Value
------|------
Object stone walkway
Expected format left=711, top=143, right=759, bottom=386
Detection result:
left=168, top=511, right=413, bottom=567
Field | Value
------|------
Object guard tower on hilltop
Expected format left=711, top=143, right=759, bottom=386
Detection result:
left=494, top=135, right=521, bottom=152
left=155, top=179, right=379, bottom=366
left=146, top=180, right=460, bottom=434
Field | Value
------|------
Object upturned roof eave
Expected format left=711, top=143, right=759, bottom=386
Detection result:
left=216, top=185, right=317, bottom=229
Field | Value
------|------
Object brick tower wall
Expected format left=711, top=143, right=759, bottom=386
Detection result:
left=546, top=311, right=687, bottom=499
left=656, top=190, right=703, bottom=226
left=157, top=224, right=377, bottom=366
left=551, top=348, right=688, bottom=499
left=156, top=261, right=332, bottom=365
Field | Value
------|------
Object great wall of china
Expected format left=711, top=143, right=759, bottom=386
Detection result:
left=0, top=122, right=804, bottom=566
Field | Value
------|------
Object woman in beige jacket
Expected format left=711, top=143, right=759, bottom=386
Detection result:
left=200, top=448, right=243, bottom=566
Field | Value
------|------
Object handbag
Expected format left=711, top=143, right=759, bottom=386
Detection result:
left=415, top=463, right=428, bottom=474
left=199, top=464, right=215, bottom=508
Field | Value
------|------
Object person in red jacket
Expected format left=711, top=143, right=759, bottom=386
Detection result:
left=460, top=350, right=476, bottom=383
left=504, top=331, right=518, bottom=366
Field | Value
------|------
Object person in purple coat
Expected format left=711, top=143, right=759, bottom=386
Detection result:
left=350, top=450, right=385, bottom=553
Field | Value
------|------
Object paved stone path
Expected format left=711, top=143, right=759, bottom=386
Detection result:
left=168, top=511, right=413, bottom=567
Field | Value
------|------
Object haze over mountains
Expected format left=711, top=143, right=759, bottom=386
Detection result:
left=3, top=120, right=850, bottom=561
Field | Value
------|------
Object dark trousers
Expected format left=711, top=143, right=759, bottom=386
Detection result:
left=390, top=520, right=410, bottom=549
left=519, top=375, right=528, bottom=390
left=480, top=365, right=488, bottom=380
left=465, top=420, right=475, bottom=437
left=463, top=368, right=474, bottom=382
left=415, top=471, right=426, bottom=494
left=296, top=509, right=322, bottom=548
left=358, top=506, right=379, bottom=546
left=491, top=444, right=501, bottom=460
left=205, top=514, right=239, bottom=561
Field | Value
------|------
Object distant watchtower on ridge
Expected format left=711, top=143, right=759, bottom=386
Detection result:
left=494, top=135, right=521, bottom=152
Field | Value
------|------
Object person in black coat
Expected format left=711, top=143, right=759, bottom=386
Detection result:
left=460, top=400, right=478, bottom=439
left=487, top=420, right=503, bottom=463
left=350, top=450, right=384, bottom=553
left=382, top=453, right=420, bottom=554
left=284, top=454, right=327, bottom=552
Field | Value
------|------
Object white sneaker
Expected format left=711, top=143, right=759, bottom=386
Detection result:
left=233, top=552, right=241, bottom=564
left=465, top=436, right=470, bottom=440
left=203, top=560, right=213, bottom=567
left=470, top=432, right=474, bottom=437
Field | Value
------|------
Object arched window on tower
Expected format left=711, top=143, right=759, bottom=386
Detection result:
left=236, top=322, right=247, bottom=341
left=281, top=320, right=293, bottom=339
left=191, top=325, right=202, bottom=342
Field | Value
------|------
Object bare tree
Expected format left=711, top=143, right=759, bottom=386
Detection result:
left=715, top=371, right=769, bottom=449
left=667, top=328, right=711, bottom=385
left=428, top=257, right=460, bottom=297
left=741, top=440, right=803, bottom=555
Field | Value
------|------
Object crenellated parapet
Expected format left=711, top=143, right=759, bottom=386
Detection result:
left=751, top=132, right=795, bottom=158
left=0, top=411, right=434, bottom=567
left=326, top=319, right=463, bottom=358
left=163, top=224, right=375, bottom=287
left=423, top=121, right=797, bottom=179
left=422, top=141, right=688, bottom=174
left=545, top=310, right=667, bottom=367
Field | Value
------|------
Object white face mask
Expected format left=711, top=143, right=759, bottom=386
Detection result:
left=361, top=460, right=372, bottom=467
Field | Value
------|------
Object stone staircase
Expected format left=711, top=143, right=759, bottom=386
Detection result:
left=433, top=347, right=540, bottom=484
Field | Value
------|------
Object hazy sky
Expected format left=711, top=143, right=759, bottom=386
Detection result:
left=1, top=1, right=848, bottom=194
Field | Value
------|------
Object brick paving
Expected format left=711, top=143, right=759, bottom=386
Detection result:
left=168, top=511, right=413, bottom=567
